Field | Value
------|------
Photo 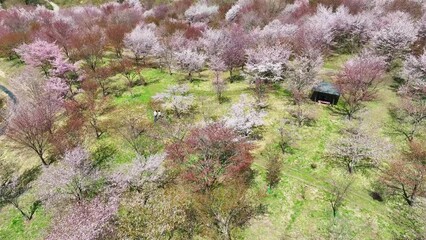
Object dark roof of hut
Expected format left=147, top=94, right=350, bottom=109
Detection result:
left=313, top=82, right=340, bottom=96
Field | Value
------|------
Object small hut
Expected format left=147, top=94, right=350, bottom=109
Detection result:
left=311, top=82, right=340, bottom=105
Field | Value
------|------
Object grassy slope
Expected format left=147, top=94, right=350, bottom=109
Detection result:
left=0, top=54, right=408, bottom=239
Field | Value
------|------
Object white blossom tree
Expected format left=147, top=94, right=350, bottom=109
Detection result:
left=327, top=124, right=392, bottom=174
left=400, top=51, right=426, bottom=97
left=174, top=48, right=206, bottom=82
left=153, top=84, right=195, bottom=118
left=245, top=43, right=291, bottom=83
left=124, top=24, right=161, bottom=64
left=370, top=11, right=418, bottom=62
left=184, top=1, right=219, bottom=23
left=224, top=94, right=266, bottom=136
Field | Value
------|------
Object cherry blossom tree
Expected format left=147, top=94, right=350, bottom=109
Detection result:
left=389, top=99, right=426, bottom=142
left=327, top=124, right=392, bottom=174
left=184, top=1, right=219, bottom=23
left=173, top=48, right=206, bottom=82
left=286, top=50, right=323, bottom=105
left=71, top=25, right=106, bottom=72
left=166, top=122, right=254, bottom=191
left=222, top=25, right=251, bottom=79
left=252, top=20, right=297, bottom=45
left=225, top=0, right=252, bottom=22
left=335, top=52, right=386, bottom=119
left=0, top=160, right=41, bottom=221
left=295, top=5, right=335, bottom=53
left=381, top=141, right=426, bottom=206
left=14, top=40, right=63, bottom=76
left=245, top=43, right=291, bottom=83
left=45, top=196, right=119, bottom=240
left=38, top=16, right=76, bottom=58
left=104, top=7, right=141, bottom=58
left=224, top=94, right=266, bottom=136
left=370, top=11, right=418, bottom=63
left=124, top=24, right=161, bottom=64
left=152, top=84, right=194, bottom=118
left=6, top=68, right=63, bottom=166
left=109, top=153, right=166, bottom=191
left=400, top=51, right=426, bottom=97
left=37, top=147, right=100, bottom=207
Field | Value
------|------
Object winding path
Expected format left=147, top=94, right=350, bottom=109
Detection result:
left=48, top=1, right=60, bottom=11
left=0, top=85, right=17, bottom=104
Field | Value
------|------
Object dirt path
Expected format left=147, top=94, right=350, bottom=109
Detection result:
left=48, top=1, right=60, bottom=11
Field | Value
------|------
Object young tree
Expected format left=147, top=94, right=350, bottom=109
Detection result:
left=153, top=85, right=194, bottom=118
left=193, top=181, right=262, bottom=240
left=335, top=52, right=386, bottom=119
left=224, top=94, right=266, bottom=136
left=264, top=151, right=283, bottom=188
left=111, top=59, right=145, bottom=89
left=166, top=122, right=254, bottom=191
left=327, top=125, right=392, bottom=174
left=124, top=24, right=161, bottom=64
left=114, top=111, right=161, bottom=158
left=325, top=175, right=353, bottom=217
left=381, top=141, right=426, bottom=206
left=389, top=99, right=426, bottom=142
left=0, top=160, right=41, bottom=221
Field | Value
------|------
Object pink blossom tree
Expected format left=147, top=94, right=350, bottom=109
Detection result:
left=6, top=68, right=63, bottom=166
left=222, top=25, right=251, bottom=79
left=14, top=40, right=63, bottom=76
left=45, top=196, right=119, bottom=240
left=335, top=52, right=387, bottom=119
left=286, top=50, right=323, bottom=105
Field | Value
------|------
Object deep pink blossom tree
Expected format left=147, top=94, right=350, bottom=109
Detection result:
left=222, top=25, right=251, bottom=79
left=6, top=68, right=63, bottom=166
